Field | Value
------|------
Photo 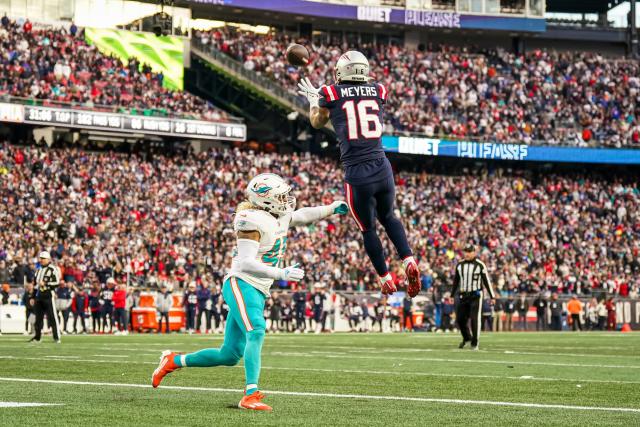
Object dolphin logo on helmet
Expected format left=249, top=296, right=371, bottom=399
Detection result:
left=246, top=173, right=296, bottom=216
left=251, top=185, right=273, bottom=196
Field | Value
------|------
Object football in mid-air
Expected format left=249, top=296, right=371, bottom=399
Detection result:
left=286, top=44, right=309, bottom=66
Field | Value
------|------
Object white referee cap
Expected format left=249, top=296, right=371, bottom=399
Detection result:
left=39, top=251, right=51, bottom=260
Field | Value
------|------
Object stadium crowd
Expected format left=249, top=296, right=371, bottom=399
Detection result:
left=1, top=141, right=639, bottom=302
left=0, top=17, right=229, bottom=122
left=197, top=27, right=640, bottom=147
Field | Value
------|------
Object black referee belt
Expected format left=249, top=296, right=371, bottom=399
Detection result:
left=460, top=291, right=482, bottom=298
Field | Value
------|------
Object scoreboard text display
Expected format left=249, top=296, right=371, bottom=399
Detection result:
left=0, top=102, right=247, bottom=142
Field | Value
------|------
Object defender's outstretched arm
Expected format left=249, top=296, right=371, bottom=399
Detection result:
left=291, top=201, right=348, bottom=226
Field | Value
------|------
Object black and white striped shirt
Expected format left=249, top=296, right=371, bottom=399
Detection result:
left=35, top=264, right=61, bottom=299
left=452, top=259, right=495, bottom=298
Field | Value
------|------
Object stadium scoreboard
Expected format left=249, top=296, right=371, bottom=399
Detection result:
left=0, top=102, right=247, bottom=142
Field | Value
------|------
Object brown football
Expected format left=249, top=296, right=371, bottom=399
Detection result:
left=286, top=44, right=309, bottom=66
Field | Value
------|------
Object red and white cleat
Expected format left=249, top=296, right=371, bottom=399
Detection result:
left=405, top=261, right=421, bottom=298
left=238, top=390, right=272, bottom=411
left=151, top=350, right=180, bottom=388
left=380, top=275, right=397, bottom=295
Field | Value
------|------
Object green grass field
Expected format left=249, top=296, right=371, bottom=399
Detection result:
left=0, top=332, right=639, bottom=426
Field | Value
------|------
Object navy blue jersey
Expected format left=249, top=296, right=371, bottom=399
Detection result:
left=185, top=291, right=198, bottom=308
left=293, top=291, right=306, bottom=310
left=319, top=82, right=392, bottom=184
left=196, top=287, right=211, bottom=309
left=101, top=289, right=114, bottom=305
left=312, top=293, right=325, bottom=310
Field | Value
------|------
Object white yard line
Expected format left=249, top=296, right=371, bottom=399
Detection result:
left=490, top=345, right=635, bottom=351
left=268, top=344, right=639, bottom=360
left=0, top=377, right=637, bottom=413
left=6, top=341, right=638, bottom=361
left=43, top=355, right=80, bottom=359
left=0, top=402, right=62, bottom=408
left=492, top=350, right=637, bottom=359
left=267, top=352, right=640, bottom=369
left=0, top=356, right=150, bottom=365
left=4, top=341, right=640, bottom=368
left=0, top=355, right=638, bottom=385
left=263, top=366, right=640, bottom=385
left=92, top=355, right=129, bottom=358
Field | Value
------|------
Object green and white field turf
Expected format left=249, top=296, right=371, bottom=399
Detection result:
left=0, top=332, right=639, bottom=426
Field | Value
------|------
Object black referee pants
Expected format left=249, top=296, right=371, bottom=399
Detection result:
left=456, top=294, right=481, bottom=347
left=34, top=298, right=60, bottom=341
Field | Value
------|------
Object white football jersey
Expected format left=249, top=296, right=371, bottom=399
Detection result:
left=225, top=208, right=292, bottom=295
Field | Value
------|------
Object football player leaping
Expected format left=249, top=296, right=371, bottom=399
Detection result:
left=298, top=51, right=421, bottom=298
left=151, top=173, right=348, bottom=411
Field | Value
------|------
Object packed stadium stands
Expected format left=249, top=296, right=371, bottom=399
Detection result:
left=0, top=16, right=637, bottom=339
left=0, top=18, right=230, bottom=122
left=1, top=1, right=640, bottom=425
left=196, top=26, right=640, bottom=147
left=1, top=141, right=638, bottom=300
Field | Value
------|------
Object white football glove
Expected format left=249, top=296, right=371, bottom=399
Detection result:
left=297, top=77, right=321, bottom=108
left=279, top=263, right=305, bottom=282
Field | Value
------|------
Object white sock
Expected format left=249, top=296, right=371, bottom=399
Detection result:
left=380, top=273, right=392, bottom=283
left=403, top=256, right=416, bottom=267
left=180, top=355, right=187, bottom=367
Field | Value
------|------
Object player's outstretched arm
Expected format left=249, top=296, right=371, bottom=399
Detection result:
left=298, top=77, right=330, bottom=129
left=290, top=201, right=348, bottom=226
left=235, top=231, right=305, bottom=281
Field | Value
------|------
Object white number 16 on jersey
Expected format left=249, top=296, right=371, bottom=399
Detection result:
left=341, top=99, right=383, bottom=140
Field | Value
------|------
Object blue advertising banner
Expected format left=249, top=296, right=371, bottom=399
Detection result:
left=383, top=136, right=640, bottom=165
left=188, top=0, right=546, bottom=32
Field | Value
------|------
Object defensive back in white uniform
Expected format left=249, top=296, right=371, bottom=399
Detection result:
left=152, top=172, right=349, bottom=411
left=229, top=208, right=291, bottom=295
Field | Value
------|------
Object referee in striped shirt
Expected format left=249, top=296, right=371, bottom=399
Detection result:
left=31, top=251, right=62, bottom=343
left=452, top=244, right=495, bottom=350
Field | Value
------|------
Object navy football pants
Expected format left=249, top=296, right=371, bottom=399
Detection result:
left=344, top=175, right=412, bottom=276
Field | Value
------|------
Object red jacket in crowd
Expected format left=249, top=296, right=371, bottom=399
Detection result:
left=71, top=293, right=89, bottom=314
left=113, top=289, right=127, bottom=309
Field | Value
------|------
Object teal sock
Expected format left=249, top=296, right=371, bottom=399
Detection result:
left=173, top=354, right=183, bottom=367
left=244, top=329, right=265, bottom=388
left=175, top=347, right=241, bottom=368
left=245, top=385, right=258, bottom=395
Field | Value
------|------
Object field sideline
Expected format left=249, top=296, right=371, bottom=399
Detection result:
left=0, top=332, right=638, bottom=426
